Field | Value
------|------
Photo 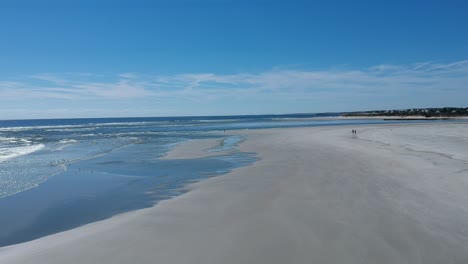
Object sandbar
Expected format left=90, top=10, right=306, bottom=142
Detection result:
left=161, top=138, right=229, bottom=159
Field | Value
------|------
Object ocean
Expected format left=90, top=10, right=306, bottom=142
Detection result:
left=0, top=114, right=438, bottom=246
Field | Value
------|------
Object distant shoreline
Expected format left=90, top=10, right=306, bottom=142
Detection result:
left=337, top=115, right=468, bottom=120
left=341, top=107, right=468, bottom=119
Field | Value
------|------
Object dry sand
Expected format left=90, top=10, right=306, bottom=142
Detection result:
left=1, top=124, right=468, bottom=264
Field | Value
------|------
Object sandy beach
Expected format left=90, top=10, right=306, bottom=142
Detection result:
left=1, top=123, right=468, bottom=264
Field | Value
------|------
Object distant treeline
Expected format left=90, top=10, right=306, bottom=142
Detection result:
left=342, top=107, right=468, bottom=117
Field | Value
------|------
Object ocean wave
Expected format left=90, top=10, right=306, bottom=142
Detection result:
left=0, top=120, right=221, bottom=134
left=59, top=139, right=78, bottom=144
left=195, top=119, right=244, bottom=123
left=0, top=136, right=33, bottom=145
left=0, top=121, right=172, bottom=132
left=0, top=124, right=85, bottom=132
left=0, top=144, right=45, bottom=163
left=75, top=133, right=97, bottom=137
left=0, top=136, right=20, bottom=144
left=46, top=127, right=97, bottom=132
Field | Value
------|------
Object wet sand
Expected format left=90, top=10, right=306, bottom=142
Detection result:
left=1, top=124, right=468, bottom=264
left=161, top=138, right=227, bottom=159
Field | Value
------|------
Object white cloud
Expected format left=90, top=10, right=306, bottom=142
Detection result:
left=1, top=60, right=467, bottom=106
left=73, top=80, right=152, bottom=99
left=118, top=73, right=138, bottom=79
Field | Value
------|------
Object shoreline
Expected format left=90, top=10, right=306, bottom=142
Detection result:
left=277, top=115, right=468, bottom=122
left=0, top=135, right=255, bottom=247
left=335, top=115, right=468, bottom=120
left=2, top=123, right=468, bottom=263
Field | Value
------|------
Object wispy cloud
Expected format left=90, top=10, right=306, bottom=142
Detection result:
left=1, top=60, right=467, bottom=105
left=73, top=80, right=152, bottom=99
left=118, top=73, right=138, bottom=79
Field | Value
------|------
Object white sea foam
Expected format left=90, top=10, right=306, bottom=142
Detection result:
left=59, top=139, right=78, bottom=144
left=0, top=121, right=168, bottom=132
left=20, top=138, right=33, bottom=144
left=46, top=127, right=97, bottom=132
left=77, top=133, right=97, bottom=137
left=0, top=124, right=83, bottom=132
left=0, top=136, right=20, bottom=144
left=0, top=144, right=45, bottom=163
left=196, top=119, right=244, bottom=123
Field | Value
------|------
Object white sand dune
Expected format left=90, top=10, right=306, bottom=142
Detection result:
left=1, top=124, right=468, bottom=264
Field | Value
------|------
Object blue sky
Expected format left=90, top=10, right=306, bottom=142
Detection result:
left=1, top=0, right=467, bottom=119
